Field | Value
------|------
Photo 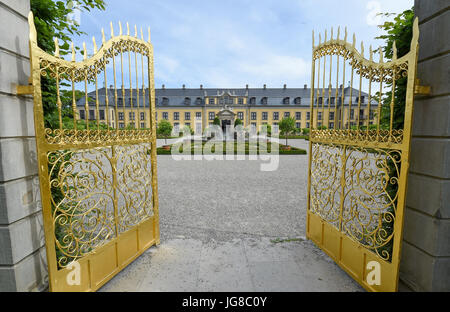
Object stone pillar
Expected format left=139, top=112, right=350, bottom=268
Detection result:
left=400, top=0, right=450, bottom=292
left=0, top=0, right=47, bottom=291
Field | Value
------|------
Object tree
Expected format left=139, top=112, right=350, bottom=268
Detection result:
left=279, top=117, right=296, bottom=146
left=31, top=0, right=106, bottom=128
left=157, top=120, right=173, bottom=145
left=213, top=116, right=221, bottom=126
left=234, top=118, right=242, bottom=127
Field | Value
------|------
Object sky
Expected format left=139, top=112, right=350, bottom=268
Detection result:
left=71, top=0, right=413, bottom=89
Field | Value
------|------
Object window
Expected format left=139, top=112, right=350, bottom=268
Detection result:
left=251, top=123, right=257, bottom=130
left=250, top=97, right=256, bottom=105
left=273, top=112, right=279, bottom=120
left=329, top=122, right=334, bottom=129
left=296, top=122, right=301, bottom=129
left=284, top=112, right=290, bottom=118
left=155, top=98, right=159, bottom=106
left=330, top=97, right=335, bottom=105
left=155, top=112, right=158, bottom=121
left=196, top=112, right=201, bottom=120
left=185, top=122, right=190, bottom=128
left=129, top=112, right=135, bottom=121
left=195, top=97, right=202, bottom=105
left=209, top=112, right=215, bottom=120
left=317, top=122, right=322, bottom=127
left=140, top=112, right=145, bottom=121
left=99, top=110, right=105, bottom=120
left=119, top=122, right=125, bottom=129
left=89, top=110, right=95, bottom=120
left=283, top=97, right=290, bottom=105
left=237, top=112, right=244, bottom=120
left=306, top=122, right=310, bottom=128
left=185, top=112, right=191, bottom=120
left=174, top=123, right=180, bottom=133
left=118, top=112, right=124, bottom=120
left=261, top=97, right=268, bottom=105
left=185, top=97, right=191, bottom=105
left=262, top=112, right=268, bottom=120
left=272, top=123, right=279, bottom=134
left=129, top=122, right=135, bottom=129
left=306, top=112, right=310, bottom=120
left=350, top=109, right=355, bottom=119
left=295, top=112, right=301, bottom=120
left=370, top=110, right=375, bottom=120
left=118, top=98, right=124, bottom=106
left=329, top=112, right=335, bottom=121
left=318, top=97, right=323, bottom=105
left=140, top=122, right=145, bottom=128
left=162, top=112, right=168, bottom=120
left=238, top=98, right=244, bottom=105
left=294, top=97, right=301, bottom=105
left=174, top=112, right=179, bottom=120
left=111, top=111, right=115, bottom=120
left=79, top=110, right=85, bottom=119
left=359, top=109, right=365, bottom=119
left=318, top=112, right=322, bottom=120
left=162, top=97, right=169, bottom=105
left=251, top=112, right=257, bottom=120
left=209, top=98, right=215, bottom=105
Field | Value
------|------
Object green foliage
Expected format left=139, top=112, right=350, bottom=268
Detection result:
left=302, top=128, right=310, bottom=135
left=234, top=118, right=243, bottom=127
left=31, top=0, right=106, bottom=128
left=213, top=116, right=221, bottom=126
left=157, top=120, right=173, bottom=144
left=279, top=116, right=296, bottom=146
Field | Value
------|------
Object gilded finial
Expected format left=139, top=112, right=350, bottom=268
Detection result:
left=392, top=41, right=397, bottom=60
left=352, top=33, right=356, bottom=48
left=411, top=17, right=419, bottom=50
left=330, top=27, right=333, bottom=41
left=324, top=29, right=327, bottom=42
left=379, top=47, right=384, bottom=63
left=71, top=42, right=75, bottom=62
left=344, top=27, right=348, bottom=42
left=92, top=36, right=97, bottom=54
left=134, top=25, right=138, bottom=38
left=337, top=26, right=340, bottom=41
left=141, top=27, right=144, bottom=41
left=319, top=33, right=321, bottom=45
left=83, top=42, right=87, bottom=60
left=28, top=12, right=37, bottom=43
left=361, top=41, right=364, bottom=57
left=54, top=38, right=60, bottom=57
left=126, top=22, right=130, bottom=36
left=119, top=21, right=123, bottom=35
left=101, top=28, right=106, bottom=44
left=370, top=45, right=373, bottom=62
left=110, top=22, right=114, bottom=38
left=148, top=27, right=151, bottom=42
left=312, top=30, right=315, bottom=48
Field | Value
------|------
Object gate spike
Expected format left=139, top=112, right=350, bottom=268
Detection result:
left=110, top=22, right=114, bottom=38
left=344, top=27, right=348, bottom=42
left=148, top=27, right=151, bottom=42
left=370, top=45, right=373, bottom=62
left=140, top=27, right=144, bottom=41
left=319, top=33, right=321, bottom=45
left=54, top=38, right=60, bottom=57
left=337, top=26, right=340, bottom=41
left=101, top=28, right=106, bottom=44
left=71, top=42, right=75, bottom=62
left=126, top=22, right=130, bottom=36
left=92, top=36, right=98, bottom=54
left=411, top=17, right=419, bottom=50
left=134, top=25, right=138, bottom=38
left=379, top=47, right=384, bottom=63
left=312, top=30, right=315, bottom=48
left=352, top=33, right=356, bottom=49
left=83, top=42, right=87, bottom=60
left=330, top=27, right=333, bottom=41
left=119, top=21, right=123, bottom=35
left=361, top=41, right=364, bottom=57
left=324, top=29, right=327, bottom=43
left=392, top=41, right=397, bottom=60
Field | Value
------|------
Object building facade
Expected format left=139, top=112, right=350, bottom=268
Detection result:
left=77, top=84, right=377, bottom=134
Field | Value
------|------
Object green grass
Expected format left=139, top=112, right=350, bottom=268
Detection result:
left=156, top=141, right=307, bottom=155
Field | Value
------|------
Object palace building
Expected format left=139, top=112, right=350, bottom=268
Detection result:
left=77, top=84, right=377, bottom=134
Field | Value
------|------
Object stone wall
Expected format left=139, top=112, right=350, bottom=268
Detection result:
left=0, top=0, right=47, bottom=291
left=400, top=0, right=450, bottom=292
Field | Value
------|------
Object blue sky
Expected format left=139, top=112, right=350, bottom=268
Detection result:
left=73, top=0, right=413, bottom=89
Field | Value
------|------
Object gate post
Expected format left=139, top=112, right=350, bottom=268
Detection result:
left=0, top=0, right=47, bottom=291
left=400, top=0, right=450, bottom=292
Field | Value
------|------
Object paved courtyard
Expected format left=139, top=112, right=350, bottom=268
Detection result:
left=100, top=140, right=363, bottom=292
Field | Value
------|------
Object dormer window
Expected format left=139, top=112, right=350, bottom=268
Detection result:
left=162, top=97, right=169, bottom=105
left=283, top=97, right=290, bottom=105
left=250, top=97, right=256, bottom=105
left=261, top=97, right=268, bottom=105
left=195, top=97, right=202, bottom=105
left=294, top=97, right=301, bottom=104
left=184, top=97, right=191, bottom=105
